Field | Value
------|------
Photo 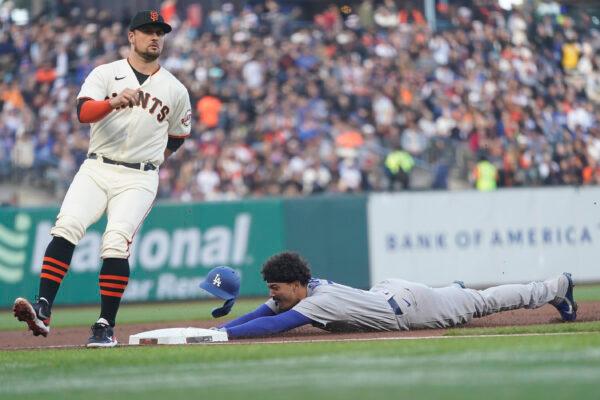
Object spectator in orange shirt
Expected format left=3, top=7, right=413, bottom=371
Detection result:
left=196, top=90, right=222, bottom=129
left=35, top=62, right=57, bottom=84
left=0, top=82, right=25, bottom=110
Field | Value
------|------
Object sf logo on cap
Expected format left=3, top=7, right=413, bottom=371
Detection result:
left=150, top=10, right=159, bottom=21
left=213, top=274, right=222, bottom=287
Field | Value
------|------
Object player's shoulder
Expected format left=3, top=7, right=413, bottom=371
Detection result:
left=158, top=67, right=189, bottom=94
left=105, top=58, right=129, bottom=68
left=90, top=59, right=128, bottom=75
left=308, top=278, right=334, bottom=288
left=307, top=278, right=337, bottom=296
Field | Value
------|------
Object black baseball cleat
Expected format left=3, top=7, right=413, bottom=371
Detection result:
left=87, top=319, right=118, bottom=348
left=551, top=273, right=578, bottom=322
left=13, top=297, right=51, bottom=337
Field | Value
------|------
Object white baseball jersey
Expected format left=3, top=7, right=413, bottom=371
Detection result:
left=77, top=58, right=192, bottom=166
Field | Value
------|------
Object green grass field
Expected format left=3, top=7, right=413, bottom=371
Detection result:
left=2, top=285, right=600, bottom=400
left=1, top=334, right=600, bottom=400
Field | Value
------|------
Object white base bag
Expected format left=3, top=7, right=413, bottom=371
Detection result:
left=129, top=327, right=228, bottom=345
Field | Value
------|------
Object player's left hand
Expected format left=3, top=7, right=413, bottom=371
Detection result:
left=209, top=327, right=227, bottom=332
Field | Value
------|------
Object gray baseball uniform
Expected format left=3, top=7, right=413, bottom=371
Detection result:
left=266, top=276, right=567, bottom=332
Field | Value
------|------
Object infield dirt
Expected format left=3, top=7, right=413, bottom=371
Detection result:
left=2, top=301, right=599, bottom=350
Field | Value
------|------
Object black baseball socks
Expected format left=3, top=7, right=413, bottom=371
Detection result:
left=98, top=258, right=130, bottom=327
left=39, top=236, right=76, bottom=307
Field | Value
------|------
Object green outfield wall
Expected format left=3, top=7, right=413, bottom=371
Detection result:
left=283, top=195, right=369, bottom=289
left=0, top=196, right=370, bottom=307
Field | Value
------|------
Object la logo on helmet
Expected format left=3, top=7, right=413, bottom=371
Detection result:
left=213, top=274, right=222, bottom=287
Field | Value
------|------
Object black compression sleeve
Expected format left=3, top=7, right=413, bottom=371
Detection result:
left=167, top=136, right=185, bottom=152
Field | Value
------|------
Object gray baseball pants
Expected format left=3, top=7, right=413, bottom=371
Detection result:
left=371, top=275, right=568, bottom=330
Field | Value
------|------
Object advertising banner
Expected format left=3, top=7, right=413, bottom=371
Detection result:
left=0, top=199, right=284, bottom=307
left=368, top=188, right=600, bottom=287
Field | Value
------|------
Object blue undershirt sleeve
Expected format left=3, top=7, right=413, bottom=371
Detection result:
left=226, top=310, right=312, bottom=338
left=220, top=304, right=275, bottom=329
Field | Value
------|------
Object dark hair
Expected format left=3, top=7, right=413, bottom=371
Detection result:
left=261, top=251, right=312, bottom=285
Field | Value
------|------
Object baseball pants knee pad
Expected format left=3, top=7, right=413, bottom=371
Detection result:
left=50, top=215, right=87, bottom=245
left=101, top=226, right=133, bottom=259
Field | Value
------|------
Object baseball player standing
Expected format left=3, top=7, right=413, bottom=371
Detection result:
left=212, top=252, right=577, bottom=338
left=13, top=10, right=192, bottom=347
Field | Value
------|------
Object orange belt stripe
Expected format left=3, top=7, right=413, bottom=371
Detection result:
left=100, top=289, right=123, bottom=298
left=40, top=273, right=62, bottom=284
left=43, top=256, right=69, bottom=269
left=42, top=265, right=67, bottom=277
left=99, top=275, right=129, bottom=282
left=99, top=282, right=128, bottom=290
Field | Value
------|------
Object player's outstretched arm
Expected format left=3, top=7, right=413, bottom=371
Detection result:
left=219, top=304, right=276, bottom=329
left=225, top=310, right=312, bottom=339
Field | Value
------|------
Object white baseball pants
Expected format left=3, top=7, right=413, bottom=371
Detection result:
left=51, top=158, right=158, bottom=259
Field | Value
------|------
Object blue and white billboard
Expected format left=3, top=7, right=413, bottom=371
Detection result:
left=368, top=188, right=600, bottom=287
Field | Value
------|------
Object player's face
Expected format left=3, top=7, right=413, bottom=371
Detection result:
left=267, top=282, right=305, bottom=311
left=130, top=25, right=165, bottom=61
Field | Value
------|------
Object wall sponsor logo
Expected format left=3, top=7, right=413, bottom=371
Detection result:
left=30, top=213, right=253, bottom=274
left=0, top=214, right=30, bottom=283
left=369, top=190, right=600, bottom=285
left=124, top=273, right=211, bottom=301
left=385, top=225, right=595, bottom=252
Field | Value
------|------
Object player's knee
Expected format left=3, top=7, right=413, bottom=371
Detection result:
left=101, top=227, right=133, bottom=259
left=50, top=215, right=86, bottom=245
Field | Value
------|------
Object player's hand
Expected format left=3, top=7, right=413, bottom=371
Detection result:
left=109, top=88, right=139, bottom=109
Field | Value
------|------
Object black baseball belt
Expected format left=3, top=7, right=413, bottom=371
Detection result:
left=387, top=297, right=404, bottom=316
left=88, top=153, right=156, bottom=171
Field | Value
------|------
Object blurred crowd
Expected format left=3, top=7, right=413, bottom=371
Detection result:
left=0, top=0, right=599, bottom=203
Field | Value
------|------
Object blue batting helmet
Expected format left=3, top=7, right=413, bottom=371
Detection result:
left=199, top=266, right=240, bottom=300
left=200, top=266, right=240, bottom=318
left=199, top=266, right=241, bottom=317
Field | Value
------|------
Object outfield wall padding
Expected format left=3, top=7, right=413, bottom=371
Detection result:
left=282, top=195, right=369, bottom=289
left=0, top=195, right=370, bottom=307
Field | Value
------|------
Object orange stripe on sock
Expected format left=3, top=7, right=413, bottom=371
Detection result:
left=100, top=289, right=123, bottom=298
left=42, top=265, right=66, bottom=276
left=100, top=282, right=128, bottom=290
left=40, top=273, right=62, bottom=284
left=99, top=275, right=129, bottom=282
left=43, top=256, right=69, bottom=269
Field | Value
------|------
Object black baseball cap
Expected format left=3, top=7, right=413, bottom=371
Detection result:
left=129, top=10, right=172, bottom=33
